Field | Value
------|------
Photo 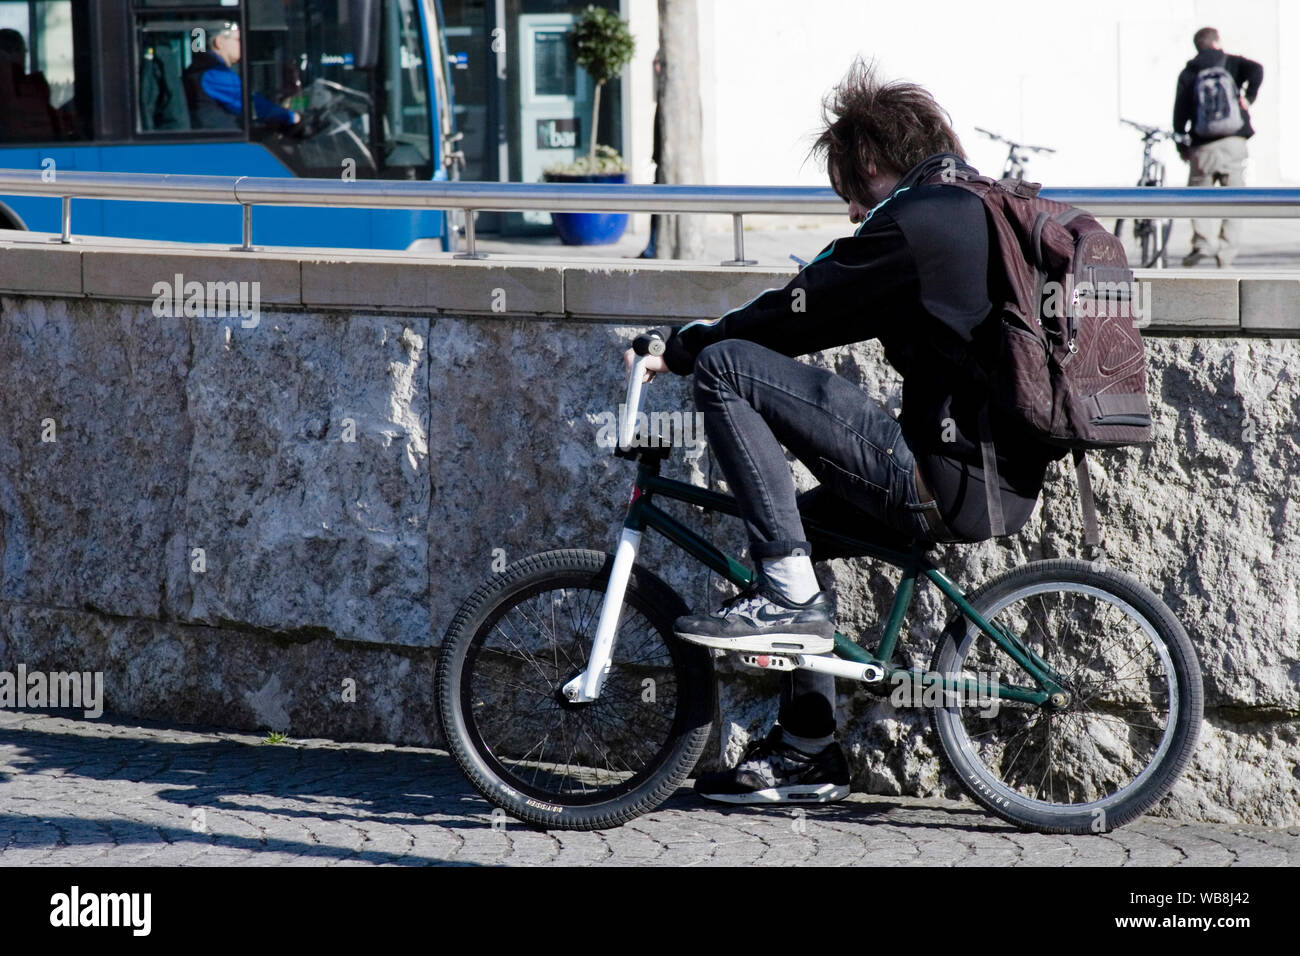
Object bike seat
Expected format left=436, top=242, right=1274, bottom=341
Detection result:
left=613, top=442, right=674, bottom=464
left=796, top=485, right=932, bottom=559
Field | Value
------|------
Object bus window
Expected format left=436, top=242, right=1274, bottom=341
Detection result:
left=381, top=0, right=432, bottom=174
left=133, top=10, right=300, bottom=136
left=137, top=22, right=193, bottom=132
left=0, top=0, right=88, bottom=143
left=245, top=0, right=434, bottom=180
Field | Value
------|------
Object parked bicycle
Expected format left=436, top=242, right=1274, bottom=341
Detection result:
left=1113, top=119, right=1189, bottom=269
left=435, top=333, right=1203, bottom=834
left=975, top=126, right=1056, bottom=182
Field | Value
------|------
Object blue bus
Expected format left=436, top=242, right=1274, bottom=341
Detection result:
left=0, top=0, right=458, bottom=249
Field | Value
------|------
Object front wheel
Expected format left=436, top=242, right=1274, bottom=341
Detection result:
left=929, top=560, right=1202, bottom=834
left=435, top=549, right=715, bottom=830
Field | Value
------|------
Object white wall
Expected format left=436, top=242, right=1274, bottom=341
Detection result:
left=693, top=0, right=1286, bottom=191
left=622, top=0, right=660, bottom=236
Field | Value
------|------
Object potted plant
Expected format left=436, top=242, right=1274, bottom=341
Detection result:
left=543, top=5, right=635, bottom=245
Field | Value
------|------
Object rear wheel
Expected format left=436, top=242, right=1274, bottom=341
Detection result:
left=435, top=549, right=714, bottom=830
left=929, top=560, right=1202, bottom=834
left=1138, top=217, right=1174, bottom=268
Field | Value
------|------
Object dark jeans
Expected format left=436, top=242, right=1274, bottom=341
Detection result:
left=694, top=339, right=937, bottom=738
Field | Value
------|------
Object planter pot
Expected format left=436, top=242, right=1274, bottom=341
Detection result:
left=543, top=171, right=629, bottom=245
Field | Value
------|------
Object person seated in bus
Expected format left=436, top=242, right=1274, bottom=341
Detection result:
left=0, top=28, right=62, bottom=142
left=182, top=23, right=300, bottom=131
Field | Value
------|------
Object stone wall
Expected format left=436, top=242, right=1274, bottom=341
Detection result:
left=0, top=242, right=1296, bottom=825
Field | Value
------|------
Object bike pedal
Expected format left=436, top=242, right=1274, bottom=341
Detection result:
left=736, top=653, right=799, bottom=672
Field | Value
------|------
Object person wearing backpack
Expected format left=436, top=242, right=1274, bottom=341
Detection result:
left=620, top=59, right=1074, bottom=804
left=1173, top=27, right=1263, bottom=268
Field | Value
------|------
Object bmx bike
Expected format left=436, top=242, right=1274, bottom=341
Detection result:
left=435, top=334, right=1203, bottom=834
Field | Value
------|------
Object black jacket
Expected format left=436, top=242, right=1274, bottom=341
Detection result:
left=662, top=153, right=1058, bottom=540
left=1174, top=49, right=1263, bottom=146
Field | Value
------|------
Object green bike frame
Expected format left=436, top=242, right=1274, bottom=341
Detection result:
left=560, top=348, right=1066, bottom=710
left=605, top=458, right=1067, bottom=708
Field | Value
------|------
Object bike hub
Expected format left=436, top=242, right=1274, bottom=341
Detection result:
left=556, top=676, right=595, bottom=710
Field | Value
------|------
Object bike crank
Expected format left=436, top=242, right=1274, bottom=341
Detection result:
left=735, top=652, right=887, bottom=684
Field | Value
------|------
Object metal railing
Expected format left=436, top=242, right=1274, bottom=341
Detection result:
left=2, top=168, right=1300, bottom=265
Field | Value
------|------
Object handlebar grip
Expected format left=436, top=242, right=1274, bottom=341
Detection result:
left=632, top=331, right=666, bottom=357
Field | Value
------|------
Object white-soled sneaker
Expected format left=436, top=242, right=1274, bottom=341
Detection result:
left=673, top=578, right=835, bottom=655
left=694, top=727, right=851, bottom=804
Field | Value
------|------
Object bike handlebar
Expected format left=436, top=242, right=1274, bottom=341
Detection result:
left=632, top=331, right=666, bottom=357
left=1120, top=118, right=1190, bottom=145
left=620, top=331, right=665, bottom=448
left=976, top=126, right=1055, bottom=154
left=1120, top=117, right=1161, bottom=137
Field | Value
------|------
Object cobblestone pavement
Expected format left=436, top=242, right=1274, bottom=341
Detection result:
left=1, top=711, right=1296, bottom=867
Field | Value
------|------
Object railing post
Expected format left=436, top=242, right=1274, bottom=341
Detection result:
left=721, top=213, right=756, bottom=266
left=228, top=203, right=255, bottom=252
left=455, top=208, right=488, bottom=259
left=59, top=196, right=71, bottom=243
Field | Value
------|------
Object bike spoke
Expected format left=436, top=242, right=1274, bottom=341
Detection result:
left=464, top=578, right=686, bottom=800
left=490, top=621, right=555, bottom=686
left=949, top=578, right=1182, bottom=812
left=1069, top=699, right=1166, bottom=737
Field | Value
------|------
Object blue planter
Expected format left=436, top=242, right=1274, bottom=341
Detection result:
left=545, top=171, right=630, bottom=245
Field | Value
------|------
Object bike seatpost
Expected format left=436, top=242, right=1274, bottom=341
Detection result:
left=620, top=331, right=666, bottom=448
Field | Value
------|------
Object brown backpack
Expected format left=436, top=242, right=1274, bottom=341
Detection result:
left=935, top=171, right=1153, bottom=550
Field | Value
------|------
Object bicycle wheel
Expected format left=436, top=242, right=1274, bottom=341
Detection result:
left=1137, top=219, right=1175, bottom=268
left=1153, top=218, right=1174, bottom=267
left=435, top=548, right=715, bottom=830
left=929, top=559, right=1202, bottom=834
left=1141, top=166, right=1171, bottom=267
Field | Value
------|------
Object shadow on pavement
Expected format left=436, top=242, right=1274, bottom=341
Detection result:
left=0, top=712, right=1016, bottom=859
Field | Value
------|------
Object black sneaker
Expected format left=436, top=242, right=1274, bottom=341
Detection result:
left=673, top=578, right=835, bottom=654
left=694, top=727, right=851, bottom=804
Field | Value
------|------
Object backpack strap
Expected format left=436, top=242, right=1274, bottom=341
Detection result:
left=1073, top=449, right=1102, bottom=552
left=1028, top=208, right=1084, bottom=267
left=978, top=403, right=1007, bottom=538
left=1052, top=207, right=1086, bottom=232
left=980, top=411, right=1105, bottom=550
left=1030, top=211, right=1050, bottom=267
